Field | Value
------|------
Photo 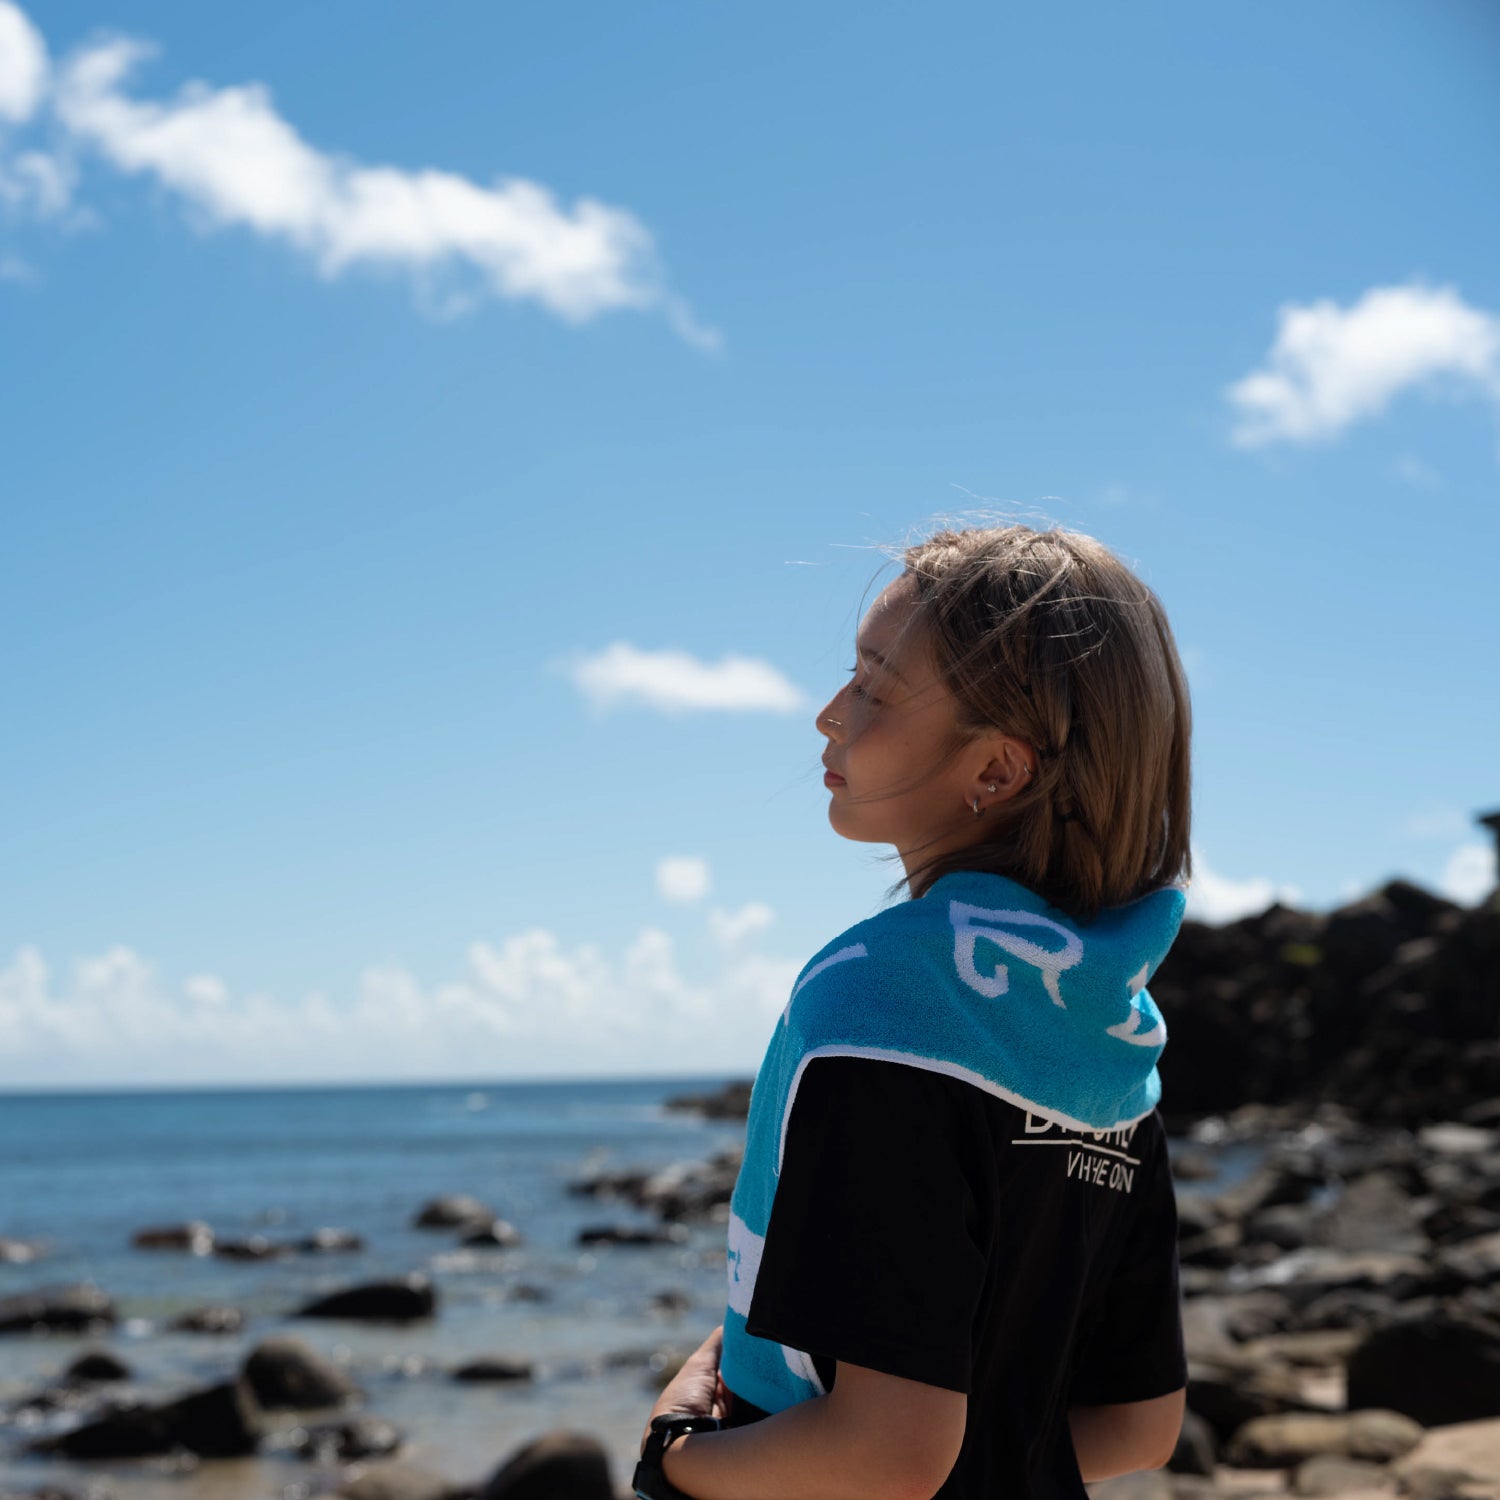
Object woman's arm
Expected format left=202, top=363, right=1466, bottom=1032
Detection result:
left=1068, top=1388, right=1185, bottom=1480
left=655, top=1355, right=967, bottom=1500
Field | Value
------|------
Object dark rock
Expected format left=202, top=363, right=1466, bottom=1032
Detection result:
left=663, top=1080, right=753, bottom=1120
left=299, top=1228, right=364, bottom=1253
left=1293, top=1455, right=1398, bottom=1495
left=1167, top=1409, right=1216, bottom=1476
left=1435, top=1230, right=1500, bottom=1286
left=0, top=1285, right=116, bottom=1335
left=458, top=1220, right=522, bottom=1249
left=171, top=1305, right=245, bottom=1334
left=1225, top=1410, right=1423, bottom=1467
left=1291, top=1290, right=1408, bottom=1333
left=505, top=1283, right=550, bottom=1304
left=156, top=1378, right=262, bottom=1458
left=295, top=1275, right=436, bottom=1322
left=413, top=1197, right=494, bottom=1230
left=243, top=1335, right=360, bottom=1410
left=648, top=1290, right=692, bottom=1316
left=576, top=1225, right=686, bottom=1248
left=29, top=1401, right=175, bottom=1459
left=1187, top=1361, right=1318, bottom=1442
left=476, top=1430, right=614, bottom=1500
left=214, top=1236, right=288, bottom=1261
left=1170, top=1151, right=1220, bottom=1183
left=288, top=1417, right=401, bottom=1462
left=131, top=1222, right=213, bottom=1253
left=451, top=1357, right=533, bottom=1383
left=1247, top=1204, right=1319, bottom=1252
left=1347, top=1312, right=1500, bottom=1425
left=64, top=1351, right=131, bottom=1384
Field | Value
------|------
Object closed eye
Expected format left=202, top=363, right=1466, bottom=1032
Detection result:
left=846, top=665, right=880, bottom=705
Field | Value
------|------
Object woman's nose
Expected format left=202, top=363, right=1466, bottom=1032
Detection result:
left=815, top=688, right=846, bottom=740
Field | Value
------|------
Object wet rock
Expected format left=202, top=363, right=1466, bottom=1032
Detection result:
left=0, top=1284, right=116, bottom=1335
left=1237, top=1248, right=1435, bottom=1301
left=1293, top=1455, right=1398, bottom=1495
left=1167, top=1409, right=1216, bottom=1476
left=214, top=1236, right=288, bottom=1261
left=131, top=1222, right=213, bottom=1254
left=1347, top=1313, right=1500, bottom=1425
left=1292, top=1290, right=1409, bottom=1334
left=413, top=1197, right=494, bottom=1230
left=243, top=1335, right=361, bottom=1410
left=299, top=1228, right=364, bottom=1254
left=339, top=1461, right=466, bottom=1500
left=289, top=1417, right=401, bottom=1462
left=457, top=1221, right=522, bottom=1249
left=64, top=1351, right=131, bottom=1384
left=476, top=1430, right=614, bottom=1500
left=648, top=1289, right=693, bottom=1316
left=295, top=1275, right=436, bottom=1323
left=171, top=1305, right=246, bottom=1334
left=1436, top=1232, right=1500, bottom=1287
left=32, top=1377, right=262, bottom=1460
left=29, top=1401, right=174, bottom=1459
left=505, top=1283, right=550, bottom=1304
left=576, top=1225, right=686, bottom=1248
left=1226, top=1410, right=1424, bottom=1468
left=451, top=1358, right=533, bottom=1383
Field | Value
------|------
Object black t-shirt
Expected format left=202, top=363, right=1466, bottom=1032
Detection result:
left=726, top=1055, right=1187, bottom=1500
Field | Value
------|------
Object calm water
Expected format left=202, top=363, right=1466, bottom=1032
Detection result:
left=0, top=1077, right=748, bottom=1500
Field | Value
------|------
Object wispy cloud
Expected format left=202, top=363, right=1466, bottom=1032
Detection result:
left=0, top=932, right=800, bottom=1085
left=1401, top=805, right=1470, bottom=841
left=0, top=2, right=715, bottom=342
left=1227, top=283, right=1500, bottom=448
left=1185, top=848, right=1302, bottom=925
left=709, top=901, right=774, bottom=947
left=656, top=855, right=711, bottom=903
left=566, top=642, right=805, bottom=714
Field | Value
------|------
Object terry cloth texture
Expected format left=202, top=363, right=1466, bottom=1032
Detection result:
left=719, top=867, right=1187, bottom=1417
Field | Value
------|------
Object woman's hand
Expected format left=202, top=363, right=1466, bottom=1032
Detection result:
left=641, top=1325, right=726, bottom=1454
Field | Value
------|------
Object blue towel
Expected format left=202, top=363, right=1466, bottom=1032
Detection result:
left=720, top=867, right=1187, bottom=1415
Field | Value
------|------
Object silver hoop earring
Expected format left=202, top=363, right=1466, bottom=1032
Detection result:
left=971, top=797, right=982, bottom=816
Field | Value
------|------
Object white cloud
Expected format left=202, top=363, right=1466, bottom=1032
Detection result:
left=0, top=929, right=801, bottom=1086
left=0, top=1, right=47, bottom=123
left=656, top=855, right=711, bottom=903
left=1440, top=842, right=1496, bottom=907
left=1185, top=849, right=1302, bottom=924
left=0, top=2, right=713, bottom=339
left=567, top=642, right=805, bottom=714
left=1228, top=283, right=1500, bottom=447
left=709, top=902, right=775, bottom=947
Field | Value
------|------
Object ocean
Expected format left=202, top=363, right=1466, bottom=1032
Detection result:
left=0, top=1077, right=749, bottom=1500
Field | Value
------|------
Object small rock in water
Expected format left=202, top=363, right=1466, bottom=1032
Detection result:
left=648, top=1289, right=692, bottom=1316
left=300, top=1228, right=365, bottom=1254
left=451, top=1357, right=533, bottom=1383
left=662, top=1080, right=753, bottom=1120
left=413, top=1196, right=495, bottom=1230
left=289, top=1417, right=402, bottom=1462
left=243, top=1335, right=361, bottom=1410
left=171, top=1305, right=246, bottom=1334
left=63, top=1350, right=131, bottom=1384
left=0, top=1237, right=47, bottom=1263
left=458, top=1220, right=522, bottom=1249
left=215, top=1235, right=288, bottom=1261
left=576, top=1225, right=686, bottom=1248
left=131, top=1222, right=214, bottom=1254
left=477, top=1430, right=614, bottom=1500
left=295, top=1275, right=437, bottom=1323
left=0, top=1285, right=117, bottom=1335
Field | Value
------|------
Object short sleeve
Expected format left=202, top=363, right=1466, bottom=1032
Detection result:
left=745, top=1055, right=988, bottom=1394
left=1068, top=1123, right=1188, bottom=1406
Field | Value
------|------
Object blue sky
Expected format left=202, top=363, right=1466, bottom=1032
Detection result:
left=3, top=0, right=1497, bottom=1087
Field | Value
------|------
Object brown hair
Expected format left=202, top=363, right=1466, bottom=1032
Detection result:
left=895, top=523, right=1192, bottom=923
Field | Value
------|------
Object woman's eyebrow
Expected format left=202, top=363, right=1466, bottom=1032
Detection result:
left=856, top=642, right=909, bottom=684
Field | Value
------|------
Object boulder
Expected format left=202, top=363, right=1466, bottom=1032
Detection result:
left=663, top=1080, right=753, bottom=1119
left=31, top=1377, right=262, bottom=1460
left=1225, top=1410, right=1424, bottom=1468
left=413, top=1196, right=494, bottom=1230
left=242, top=1335, right=360, bottom=1410
left=0, top=1284, right=116, bottom=1334
left=1347, top=1313, right=1500, bottom=1425
left=131, top=1222, right=213, bottom=1253
left=295, top=1274, right=437, bottom=1322
left=1292, top=1455, right=1398, bottom=1495
left=29, top=1400, right=174, bottom=1459
left=476, top=1431, right=614, bottom=1500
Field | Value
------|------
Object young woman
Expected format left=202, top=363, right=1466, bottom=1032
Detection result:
left=636, top=523, right=1192, bottom=1500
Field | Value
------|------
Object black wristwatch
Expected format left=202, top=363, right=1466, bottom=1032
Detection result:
left=632, top=1412, right=723, bottom=1500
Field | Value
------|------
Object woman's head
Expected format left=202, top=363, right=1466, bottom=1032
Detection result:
left=815, top=522, right=1192, bottom=923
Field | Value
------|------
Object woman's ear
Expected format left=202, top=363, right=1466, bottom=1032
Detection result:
left=972, top=737, right=1036, bottom=810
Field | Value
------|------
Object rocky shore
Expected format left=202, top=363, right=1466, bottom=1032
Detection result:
left=2, top=879, right=1496, bottom=1500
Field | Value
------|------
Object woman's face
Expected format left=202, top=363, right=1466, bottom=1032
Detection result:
left=814, top=577, right=988, bottom=871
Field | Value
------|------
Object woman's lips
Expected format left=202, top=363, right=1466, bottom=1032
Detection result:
left=823, top=769, right=846, bottom=787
